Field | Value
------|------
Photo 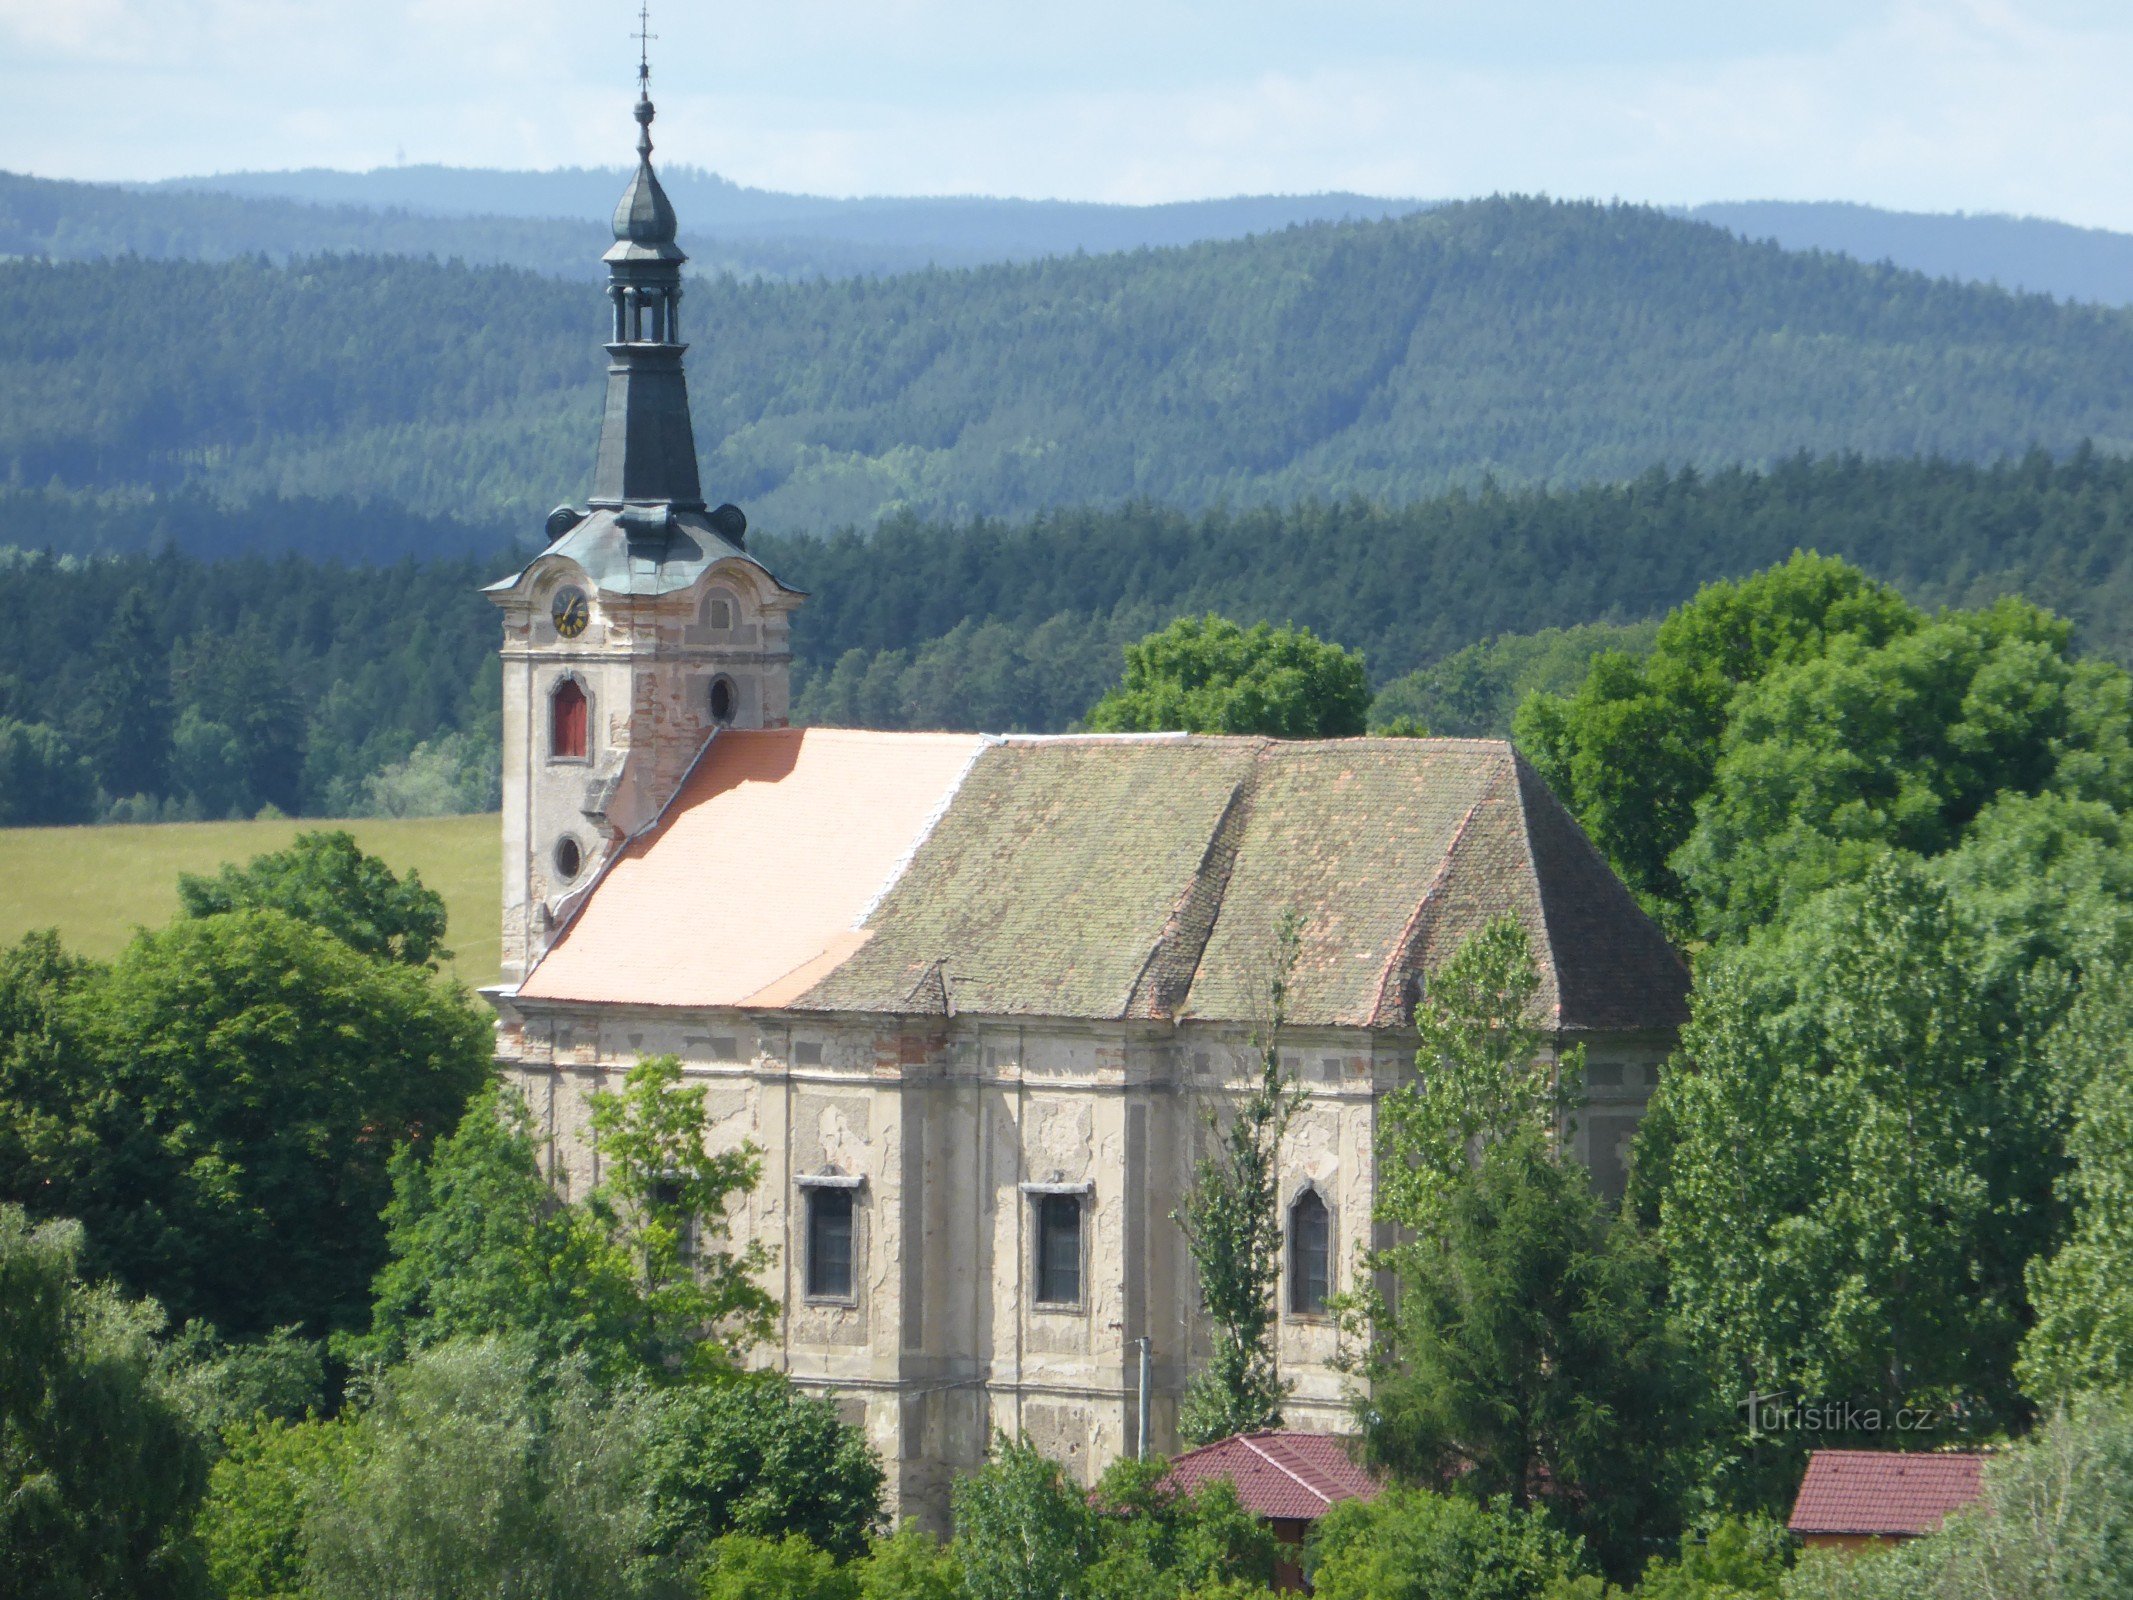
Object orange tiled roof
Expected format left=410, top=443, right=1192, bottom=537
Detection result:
left=1788, top=1449, right=1987, bottom=1538
left=519, top=728, right=985, bottom=1007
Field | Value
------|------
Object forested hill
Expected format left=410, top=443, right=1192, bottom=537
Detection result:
left=7, top=197, right=2133, bottom=536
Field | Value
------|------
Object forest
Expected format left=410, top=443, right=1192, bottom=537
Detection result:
left=7, top=197, right=2133, bottom=532
left=4, top=449, right=2133, bottom=824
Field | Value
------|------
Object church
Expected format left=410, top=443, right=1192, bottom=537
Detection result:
left=480, top=79, right=1690, bottom=1528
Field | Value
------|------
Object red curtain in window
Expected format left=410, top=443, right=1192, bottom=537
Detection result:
left=551, top=679, right=588, bottom=758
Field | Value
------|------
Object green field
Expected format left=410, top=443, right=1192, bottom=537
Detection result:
left=0, top=813, right=504, bottom=985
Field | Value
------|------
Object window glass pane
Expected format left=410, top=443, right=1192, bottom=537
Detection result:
left=808, top=1189, right=853, bottom=1299
left=1290, top=1191, right=1330, bottom=1313
left=1036, top=1194, right=1081, bottom=1304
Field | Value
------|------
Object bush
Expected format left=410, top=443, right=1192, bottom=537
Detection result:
left=699, top=1533, right=859, bottom=1600
left=1307, top=1488, right=1585, bottom=1600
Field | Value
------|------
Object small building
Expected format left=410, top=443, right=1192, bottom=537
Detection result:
left=1163, top=1431, right=1381, bottom=1590
left=1787, top=1449, right=1988, bottom=1550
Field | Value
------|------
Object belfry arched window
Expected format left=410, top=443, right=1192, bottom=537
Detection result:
left=1288, top=1188, right=1331, bottom=1314
left=551, top=678, right=589, bottom=759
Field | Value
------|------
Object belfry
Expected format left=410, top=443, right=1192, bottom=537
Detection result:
left=483, top=67, right=802, bottom=986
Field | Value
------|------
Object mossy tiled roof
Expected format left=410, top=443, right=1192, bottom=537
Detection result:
left=523, top=729, right=1688, bottom=1033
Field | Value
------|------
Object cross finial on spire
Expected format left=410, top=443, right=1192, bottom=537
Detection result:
left=635, top=2, right=656, bottom=92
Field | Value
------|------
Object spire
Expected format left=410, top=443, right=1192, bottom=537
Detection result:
left=590, top=11, right=703, bottom=513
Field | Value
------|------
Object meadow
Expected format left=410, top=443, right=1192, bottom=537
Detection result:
left=0, top=813, right=503, bottom=984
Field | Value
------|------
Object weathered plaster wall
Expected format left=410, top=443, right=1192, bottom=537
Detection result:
left=492, top=1001, right=1659, bottom=1530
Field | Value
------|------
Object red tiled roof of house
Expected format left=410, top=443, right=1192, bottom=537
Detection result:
left=1788, top=1449, right=1987, bottom=1537
left=1162, top=1431, right=1382, bottom=1523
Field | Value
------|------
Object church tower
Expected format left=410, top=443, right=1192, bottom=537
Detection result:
left=486, top=66, right=802, bottom=986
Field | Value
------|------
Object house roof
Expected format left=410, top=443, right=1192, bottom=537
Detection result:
left=1788, top=1450, right=1988, bottom=1538
left=518, top=728, right=1689, bottom=1031
left=1162, top=1431, right=1382, bottom=1522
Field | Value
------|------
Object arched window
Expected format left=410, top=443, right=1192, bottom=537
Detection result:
left=709, top=676, right=736, bottom=724
left=1289, top=1189, right=1331, bottom=1314
left=551, top=678, right=588, bottom=759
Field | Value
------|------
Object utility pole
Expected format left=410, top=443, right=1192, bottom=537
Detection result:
left=1133, top=1336, right=1153, bottom=1460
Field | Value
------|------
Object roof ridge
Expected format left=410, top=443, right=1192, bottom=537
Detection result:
left=1369, top=795, right=1484, bottom=1028
left=1237, top=1434, right=1335, bottom=1507
left=1502, top=750, right=1566, bottom=1030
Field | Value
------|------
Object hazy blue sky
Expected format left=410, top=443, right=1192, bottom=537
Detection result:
left=6, top=1, right=2132, bottom=228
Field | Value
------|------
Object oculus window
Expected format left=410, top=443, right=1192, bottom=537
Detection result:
left=807, top=1187, right=854, bottom=1300
left=1034, top=1193, right=1083, bottom=1306
left=551, top=678, right=588, bottom=759
left=1289, top=1189, right=1331, bottom=1314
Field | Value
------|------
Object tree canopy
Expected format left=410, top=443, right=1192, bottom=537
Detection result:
left=1085, top=615, right=1369, bottom=738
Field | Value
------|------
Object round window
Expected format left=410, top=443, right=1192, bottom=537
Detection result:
left=709, top=677, right=736, bottom=724
left=553, top=836, right=583, bottom=881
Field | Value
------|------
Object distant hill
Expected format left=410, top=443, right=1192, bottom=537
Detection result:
left=1686, top=201, right=2133, bottom=309
left=18, top=166, right=2133, bottom=307
left=4, top=197, right=2130, bottom=533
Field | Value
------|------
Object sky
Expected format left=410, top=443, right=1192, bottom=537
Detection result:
left=5, top=0, right=2133, bottom=229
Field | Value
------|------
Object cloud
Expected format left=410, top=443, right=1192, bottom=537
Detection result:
left=3, top=0, right=2130, bottom=229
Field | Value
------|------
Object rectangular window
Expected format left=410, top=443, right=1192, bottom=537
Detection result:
left=1035, top=1193, right=1082, bottom=1306
left=807, top=1187, right=854, bottom=1300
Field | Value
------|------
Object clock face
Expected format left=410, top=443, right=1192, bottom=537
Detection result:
left=551, top=587, right=591, bottom=640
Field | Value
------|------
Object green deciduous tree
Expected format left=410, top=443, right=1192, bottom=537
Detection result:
left=584, top=1054, right=779, bottom=1379
left=952, top=1434, right=1106, bottom=1600
left=699, top=1533, right=859, bottom=1600
left=1648, top=857, right=2068, bottom=1505
left=1090, top=1456, right=1278, bottom=1598
left=1517, top=553, right=1916, bottom=932
left=178, top=828, right=452, bottom=967
left=1307, top=1488, right=1584, bottom=1600
left=0, top=716, right=97, bottom=825
left=0, top=1205, right=207, bottom=1600
left=299, top=1338, right=684, bottom=1600
left=1175, top=912, right=1305, bottom=1445
left=1675, top=599, right=2133, bottom=942
left=643, top=1374, right=885, bottom=1563
left=196, top=1413, right=356, bottom=1600
left=0, top=910, right=490, bottom=1339
left=1086, top=614, right=1369, bottom=738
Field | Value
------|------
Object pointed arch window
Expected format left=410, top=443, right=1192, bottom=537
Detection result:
left=1289, top=1188, right=1331, bottom=1315
left=551, top=678, right=589, bottom=759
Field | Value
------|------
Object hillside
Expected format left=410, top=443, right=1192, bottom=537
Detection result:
left=6, top=198, right=2133, bottom=534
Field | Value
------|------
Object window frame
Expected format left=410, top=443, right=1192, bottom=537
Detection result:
left=796, top=1172, right=864, bottom=1307
left=1287, top=1184, right=1334, bottom=1318
left=549, top=674, right=592, bottom=763
left=1021, top=1181, right=1091, bottom=1312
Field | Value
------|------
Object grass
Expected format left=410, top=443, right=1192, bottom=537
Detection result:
left=0, top=813, right=503, bottom=985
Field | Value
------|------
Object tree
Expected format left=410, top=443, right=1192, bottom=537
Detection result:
left=2019, top=979, right=2133, bottom=1403
left=1374, top=916, right=1583, bottom=1233
left=1356, top=921, right=1690, bottom=1579
left=643, top=1374, right=886, bottom=1563
left=0, top=1205, right=208, bottom=1600
left=1175, top=912, right=1305, bottom=1444
left=1360, top=1129, right=1698, bottom=1581
left=1516, top=554, right=1918, bottom=932
left=952, top=1433, right=1106, bottom=1600
left=1674, top=599, right=2133, bottom=942
left=1648, top=857, right=2066, bottom=1505
left=1306, top=1487, right=1584, bottom=1600
left=349, top=1080, right=639, bottom=1379
left=856, top=1526, right=965, bottom=1600
left=0, top=717, right=97, bottom=825
left=699, top=1534, right=858, bottom=1600
left=299, top=1338, right=685, bottom=1600
left=172, top=628, right=305, bottom=817
left=1085, top=614, right=1369, bottom=738
left=1089, top=1455, right=1277, bottom=1596
left=178, top=829, right=451, bottom=968
left=2, top=910, right=491, bottom=1338
left=196, top=1414, right=356, bottom=1600
left=71, top=585, right=172, bottom=802
left=583, top=1054, right=778, bottom=1378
